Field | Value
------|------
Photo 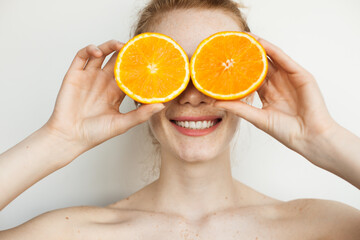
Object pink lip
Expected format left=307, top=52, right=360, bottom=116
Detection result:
left=170, top=118, right=222, bottom=137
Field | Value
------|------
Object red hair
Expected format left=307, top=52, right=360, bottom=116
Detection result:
left=132, top=0, right=250, bottom=37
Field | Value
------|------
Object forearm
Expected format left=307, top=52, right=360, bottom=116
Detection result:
left=304, top=123, right=360, bottom=189
left=0, top=126, right=86, bottom=210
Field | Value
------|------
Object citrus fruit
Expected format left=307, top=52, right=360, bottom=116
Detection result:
left=114, top=32, right=190, bottom=104
left=190, top=31, right=268, bottom=100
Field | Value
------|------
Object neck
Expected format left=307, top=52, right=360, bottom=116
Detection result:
left=150, top=146, right=241, bottom=221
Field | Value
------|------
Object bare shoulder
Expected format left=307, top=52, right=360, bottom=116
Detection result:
left=0, top=205, right=123, bottom=240
left=279, top=198, right=360, bottom=219
left=278, top=198, right=360, bottom=239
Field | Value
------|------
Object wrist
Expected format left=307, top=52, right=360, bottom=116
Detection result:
left=302, top=121, right=344, bottom=171
left=0, top=124, right=88, bottom=210
left=303, top=122, right=360, bottom=188
left=37, top=124, right=88, bottom=167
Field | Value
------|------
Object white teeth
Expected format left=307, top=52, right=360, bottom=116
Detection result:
left=174, top=120, right=218, bottom=129
left=201, top=121, right=207, bottom=129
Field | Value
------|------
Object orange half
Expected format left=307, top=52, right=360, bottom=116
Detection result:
left=190, top=31, right=268, bottom=100
left=114, top=32, right=190, bottom=104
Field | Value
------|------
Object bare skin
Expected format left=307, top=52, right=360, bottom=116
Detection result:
left=1, top=8, right=360, bottom=240
left=2, top=181, right=359, bottom=239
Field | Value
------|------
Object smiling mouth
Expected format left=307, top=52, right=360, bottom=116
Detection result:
left=170, top=118, right=222, bottom=130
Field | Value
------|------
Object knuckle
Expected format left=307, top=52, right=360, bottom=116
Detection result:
left=113, top=40, right=125, bottom=48
left=111, top=117, right=126, bottom=135
left=307, top=72, right=316, bottom=81
left=76, top=48, right=85, bottom=56
left=137, top=111, right=147, bottom=121
left=138, top=110, right=152, bottom=122
left=86, top=44, right=96, bottom=52
left=109, top=39, right=118, bottom=45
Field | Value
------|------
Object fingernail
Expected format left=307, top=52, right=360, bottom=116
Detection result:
left=214, top=104, right=226, bottom=110
left=247, top=32, right=260, bottom=40
left=152, top=104, right=165, bottom=113
left=214, top=102, right=226, bottom=108
left=95, top=47, right=103, bottom=56
left=116, top=40, right=124, bottom=47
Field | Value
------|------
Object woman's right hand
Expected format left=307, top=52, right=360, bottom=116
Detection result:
left=43, top=40, right=165, bottom=152
left=1, top=40, right=166, bottom=210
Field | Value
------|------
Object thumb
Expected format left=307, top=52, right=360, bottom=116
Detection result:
left=214, top=100, right=267, bottom=130
left=113, top=103, right=165, bottom=135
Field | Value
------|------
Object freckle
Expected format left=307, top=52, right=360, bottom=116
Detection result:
left=213, top=212, right=216, bottom=215
left=77, top=230, right=80, bottom=233
left=65, top=216, right=69, bottom=220
left=225, top=196, right=228, bottom=200
left=196, top=234, right=199, bottom=236
left=126, top=197, right=129, bottom=200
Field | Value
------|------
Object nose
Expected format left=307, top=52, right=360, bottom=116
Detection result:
left=177, top=80, right=215, bottom=106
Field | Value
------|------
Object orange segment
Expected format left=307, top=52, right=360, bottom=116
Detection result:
left=190, top=31, right=268, bottom=100
left=114, top=33, right=190, bottom=103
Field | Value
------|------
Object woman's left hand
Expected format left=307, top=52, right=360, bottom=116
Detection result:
left=214, top=33, right=338, bottom=166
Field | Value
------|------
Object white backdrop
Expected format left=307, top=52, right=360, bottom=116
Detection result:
left=0, top=0, right=359, bottom=230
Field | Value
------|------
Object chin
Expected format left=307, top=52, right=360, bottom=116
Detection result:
left=173, top=143, right=224, bottom=163
left=157, top=130, right=233, bottom=164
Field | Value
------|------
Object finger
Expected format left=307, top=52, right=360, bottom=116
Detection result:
left=255, top=55, right=277, bottom=95
left=113, top=103, right=165, bottom=134
left=114, top=90, right=126, bottom=109
left=68, top=44, right=102, bottom=71
left=257, top=55, right=282, bottom=97
left=246, top=32, right=304, bottom=74
left=85, top=40, right=124, bottom=69
left=266, top=56, right=277, bottom=79
left=214, top=100, right=268, bottom=130
left=103, top=50, right=120, bottom=74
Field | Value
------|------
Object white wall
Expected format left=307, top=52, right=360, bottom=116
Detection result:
left=0, top=0, right=359, bottom=230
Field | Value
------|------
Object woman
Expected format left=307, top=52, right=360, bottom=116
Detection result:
left=0, top=0, right=359, bottom=239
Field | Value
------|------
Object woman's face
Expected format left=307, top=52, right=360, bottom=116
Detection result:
left=148, top=8, right=248, bottom=162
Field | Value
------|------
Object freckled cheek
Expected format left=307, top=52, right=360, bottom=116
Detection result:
left=231, top=114, right=240, bottom=127
left=148, top=112, right=168, bottom=140
left=225, top=114, right=240, bottom=135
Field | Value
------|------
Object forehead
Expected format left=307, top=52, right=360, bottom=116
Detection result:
left=150, top=8, right=243, bottom=58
